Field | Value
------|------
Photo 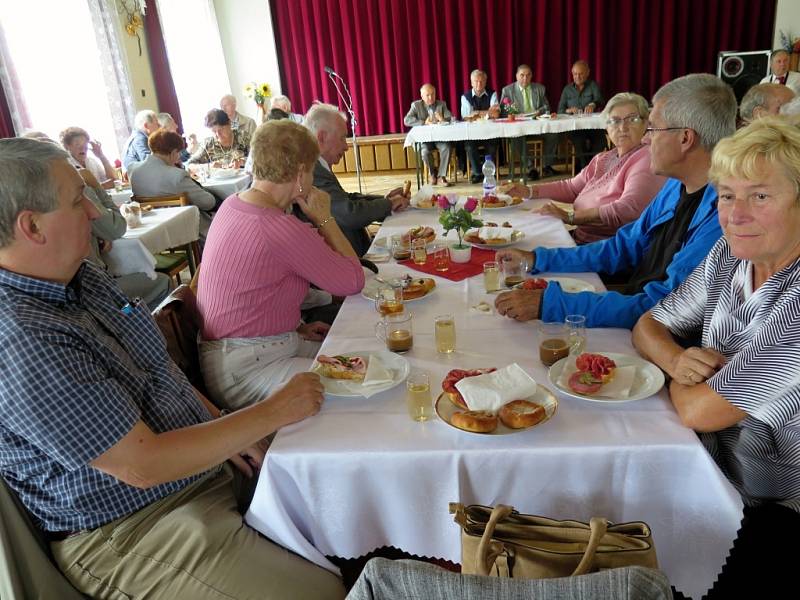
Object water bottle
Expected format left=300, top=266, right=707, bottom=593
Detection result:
left=482, top=155, right=497, bottom=198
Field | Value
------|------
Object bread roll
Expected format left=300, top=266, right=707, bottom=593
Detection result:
left=499, top=400, right=545, bottom=429
left=451, top=410, right=498, bottom=433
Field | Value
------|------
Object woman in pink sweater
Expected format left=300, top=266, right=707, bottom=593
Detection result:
left=505, top=93, right=667, bottom=244
left=198, top=120, right=365, bottom=409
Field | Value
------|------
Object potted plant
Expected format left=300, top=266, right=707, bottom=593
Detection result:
left=438, top=195, right=482, bottom=263
left=501, top=97, right=519, bottom=121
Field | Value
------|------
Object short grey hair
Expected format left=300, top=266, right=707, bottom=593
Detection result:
left=0, top=138, right=68, bottom=248
left=157, top=112, right=176, bottom=128
left=470, top=69, right=487, bottom=79
left=271, top=94, right=292, bottom=111
left=304, top=102, right=346, bottom=136
left=134, top=109, right=157, bottom=130
left=602, top=92, right=650, bottom=121
left=780, top=96, right=800, bottom=116
left=772, top=49, right=790, bottom=61
left=739, top=83, right=788, bottom=122
left=652, top=73, right=737, bottom=152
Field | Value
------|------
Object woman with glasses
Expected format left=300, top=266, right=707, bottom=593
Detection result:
left=503, top=93, right=666, bottom=243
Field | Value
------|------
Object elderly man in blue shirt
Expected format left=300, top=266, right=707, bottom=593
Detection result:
left=121, top=109, right=159, bottom=171
left=0, top=139, right=344, bottom=598
left=495, top=73, right=737, bottom=329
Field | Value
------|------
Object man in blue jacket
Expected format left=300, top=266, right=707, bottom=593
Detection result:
left=495, top=74, right=737, bottom=328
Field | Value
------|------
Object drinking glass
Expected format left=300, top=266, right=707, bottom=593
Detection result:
left=391, top=235, right=411, bottom=260
left=406, top=371, right=432, bottom=421
left=501, top=255, right=529, bottom=288
left=412, top=238, right=428, bottom=265
left=375, top=313, right=413, bottom=352
left=538, top=321, right=570, bottom=367
left=565, top=314, right=587, bottom=355
left=483, top=261, right=501, bottom=292
left=120, top=201, right=142, bottom=228
left=433, top=243, right=449, bottom=272
left=435, top=314, right=456, bottom=354
left=374, top=282, right=404, bottom=316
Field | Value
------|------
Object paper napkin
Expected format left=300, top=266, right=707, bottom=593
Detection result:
left=362, top=354, right=393, bottom=387
left=477, top=227, right=513, bottom=242
left=557, top=360, right=637, bottom=398
left=455, top=363, right=538, bottom=414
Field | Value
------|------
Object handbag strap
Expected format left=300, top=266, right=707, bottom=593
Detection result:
left=475, top=504, right=515, bottom=576
left=571, top=517, right=609, bottom=576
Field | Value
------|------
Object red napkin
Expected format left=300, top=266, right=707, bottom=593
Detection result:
left=398, top=247, right=497, bottom=282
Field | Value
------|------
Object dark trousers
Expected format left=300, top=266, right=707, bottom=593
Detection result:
left=567, top=130, right=607, bottom=173
left=465, top=140, right=499, bottom=177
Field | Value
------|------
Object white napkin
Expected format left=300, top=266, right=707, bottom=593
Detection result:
left=411, top=185, right=436, bottom=207
left=477, top=227, right=513, bottom=242
left=103, top=238, right=158, bottom=280
left=470, top=301, right=494, bottom=315
left=455, top=363, right=538, bottom=414
left=557, top=361, right=637, bottom=398
left=362, top=354, right=393, bottom=387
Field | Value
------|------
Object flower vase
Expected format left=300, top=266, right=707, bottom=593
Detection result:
left=449, top=244, right=472, bottom=263
left=507, top=113, right=516, bottom=122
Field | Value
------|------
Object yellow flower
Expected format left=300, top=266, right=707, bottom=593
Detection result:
left=243, top=82, right=255, bottom=98
left=258, top=83, right=272, bottom=98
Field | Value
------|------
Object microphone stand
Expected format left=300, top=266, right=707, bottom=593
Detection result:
left=328, top=71, right=363, bottom=193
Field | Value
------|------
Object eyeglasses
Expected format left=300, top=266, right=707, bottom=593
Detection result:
left=644, top=126, right=686, bottom=134
left=606, top=116, right=643, bottom=128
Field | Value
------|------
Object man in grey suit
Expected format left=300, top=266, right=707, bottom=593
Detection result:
left=404, top=84, right=454, bottom=186
left=500, top=64, right=558, bottom=179
left=306, top=103, right=409, bottom=256
left=220, top=94, right=257, bottom=139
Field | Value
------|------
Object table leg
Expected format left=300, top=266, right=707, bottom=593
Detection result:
left=414, top=143, right=422, bottom=190
left=185, top=242, right=198, bottom=276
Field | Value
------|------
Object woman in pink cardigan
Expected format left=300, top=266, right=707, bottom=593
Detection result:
left=505, top=93, right=667, bottom=243
left=197, top=120, right=365, bottom=410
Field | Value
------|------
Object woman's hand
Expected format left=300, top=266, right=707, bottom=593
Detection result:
left=498, top=182, right=530, bottom=197
left=296, top=187, right=332, bottom=225
left=297, top=321, right=330, bottom=341
left=89, top=139, right=106, bottom=157
left=670, top=347, right=727, bottom=386
left=535, top=202, right=569, bottom=222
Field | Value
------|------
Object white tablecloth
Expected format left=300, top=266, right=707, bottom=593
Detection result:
left=123, top=206, right=200, bottom=254
left=404, top=114, right=606, bottom=146
left=109, top=172, right=251, bottom=206
left=245, top=205, right=743, bottom=599
left=102, top=238, right=158, bottom=279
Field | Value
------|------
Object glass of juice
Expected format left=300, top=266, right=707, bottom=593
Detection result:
left=406, top=371, right=432, bottom=421
left=435, top=314, right=456, bottom=354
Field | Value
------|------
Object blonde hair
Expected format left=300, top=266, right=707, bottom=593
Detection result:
left=249, top=120, right=319, bottom=183
left=709, top=116, right=800, bottom=197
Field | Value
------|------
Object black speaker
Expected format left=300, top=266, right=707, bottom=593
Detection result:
left=717, top=50, right=771, bottom=102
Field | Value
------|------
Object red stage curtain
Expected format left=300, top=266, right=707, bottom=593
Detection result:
left=0, top=80, right=14, bottom=139
left=144, top=0, right=183, bottom=130
left=269, top=0, right=776, bottom=136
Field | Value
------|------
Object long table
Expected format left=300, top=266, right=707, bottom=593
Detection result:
left=245, top=202, right=743, bottom=599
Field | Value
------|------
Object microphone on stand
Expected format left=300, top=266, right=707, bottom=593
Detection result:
left=324, top=65, right=363, bottom=193
left=324, top=66, right=337, bottom=77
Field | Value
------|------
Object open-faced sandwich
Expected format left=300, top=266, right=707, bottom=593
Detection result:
left=316, top=355, right=367, bottom=381
left=464, top=231, right=508, bottom=245
left=483, top=221, right=513, bottom=228
left=399, top=274, right=436, bottom=299
left=481, top=195, right=506, bottom=208
left=401, top=226, right=436, bottom=244
left=567, top=353, right=617, bottom=395
left=518, top=278, right=549, bottom=290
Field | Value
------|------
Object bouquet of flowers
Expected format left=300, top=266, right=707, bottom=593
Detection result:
left=244, top=81, right=273, bottom=107
left=779, top=30, right=800, bottom=54
left=437, top=195, right=482, bottom=248
left=501, top=97, right=519, bottom=117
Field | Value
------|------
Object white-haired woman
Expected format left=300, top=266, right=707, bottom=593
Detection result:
left=633, top=116, right=800, bottom=596
left=502, top=93, right=666, bottom=243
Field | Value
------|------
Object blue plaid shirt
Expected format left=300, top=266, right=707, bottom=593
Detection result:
left=0, top=262, right=212, bottom=532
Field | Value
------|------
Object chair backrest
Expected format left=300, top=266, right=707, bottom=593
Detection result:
left=189, top=262, right=201, bottom=295
left=132, top=193, right=189, bottom=208
left=0, top=477, right=86, bottom=599
left=151, top=284, right=205, bottom=392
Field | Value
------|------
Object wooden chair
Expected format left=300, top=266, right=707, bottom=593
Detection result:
left=130, top=193, right=196, bottom=284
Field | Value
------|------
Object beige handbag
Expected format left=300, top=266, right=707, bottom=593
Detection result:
left=450, top=503, right=658, bottom=578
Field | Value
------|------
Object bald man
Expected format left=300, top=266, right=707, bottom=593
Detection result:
left=404, top=84, right=453, bottom=186
left=220, top=94, right=257, bottom=139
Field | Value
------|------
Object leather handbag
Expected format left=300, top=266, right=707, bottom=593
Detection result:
left=450, top=503, right=658, bottom=578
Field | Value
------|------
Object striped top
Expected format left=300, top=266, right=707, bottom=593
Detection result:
left=198, top=195, right=365, bottom=340
left=651, top=237, right=800, bottom=512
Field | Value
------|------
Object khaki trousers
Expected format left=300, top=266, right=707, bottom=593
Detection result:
left=51, top=465, right=345, bottom=600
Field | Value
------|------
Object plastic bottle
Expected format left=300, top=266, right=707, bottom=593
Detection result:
left=482, top=155, right=497, bottom=197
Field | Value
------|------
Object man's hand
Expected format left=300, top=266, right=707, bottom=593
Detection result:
left=297, top=321, right=330, bottom=341
left=89, top=139, right=106, bottom=157
left=565, top=107, right=578, bottom=115
left=263, top=372, right=326, bottom=428
left=424, top=116, right=434, bottom=125
left=98, top=239, right=113, bottom=253
left=296, top=187, right=332, bottom=225
left=228, top=442, right=266, bottom=478
left=584, top=103, right=595, bottom=114
left=494, top=248, right=535, bottom=271
left=488, top=105, right=501, bottom=119
left=669, top=347, right=727, bottom=386
left=535, top=202, right=569, bottom=223
left=387, top=187, right=410, bottom=211
left=435, top=112, right=445, bottom=123
left=494, top=289, right=544, bottom=321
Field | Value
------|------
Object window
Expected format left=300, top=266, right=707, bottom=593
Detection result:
left=156, top=0, right=230, bottom=138
left=0, top=0, right=129, bottom=159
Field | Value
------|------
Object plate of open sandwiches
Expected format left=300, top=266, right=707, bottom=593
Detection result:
left=311, top=351, right=410, bottom=397
left=548, top=352, right=664, bottom=403
left=481, top=194, right=524, bottom=210
left=361, top=274, right=436, bottom=302
left=513, top=277, right=596, bottom=293
left=434, top=366, right=558, bottom=435
left=464, top=223, right=525, bottom=248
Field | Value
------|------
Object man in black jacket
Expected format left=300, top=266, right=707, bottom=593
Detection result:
left=305, top=103, right=409, bottom=256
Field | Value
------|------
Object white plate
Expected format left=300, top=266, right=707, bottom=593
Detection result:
left=435, top=387, right=558, bottom=435
left=514, top=277, right=595, bottom=293
left=548, top=352, right=665, bottom=403
left=372, top=236, right=444, bottom=250
left=311, top=350, right=409, bottom=398
left=208, top=168, right=241, bottom=179
left=361, top=275, right=436, bottom=303
left=481, top=194, right=525, bottom=210
left=465, top=229, right=525, bottom=249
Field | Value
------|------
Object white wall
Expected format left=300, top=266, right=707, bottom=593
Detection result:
left=213, top=0, right=282, bottom=122
left=773, top=0, right=800, bottom=49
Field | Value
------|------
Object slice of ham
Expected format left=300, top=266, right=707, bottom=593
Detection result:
left=317, top=355, right=367, bottom=374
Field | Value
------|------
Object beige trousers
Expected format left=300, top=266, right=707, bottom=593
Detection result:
left=51, top=465, right=345, bottom=600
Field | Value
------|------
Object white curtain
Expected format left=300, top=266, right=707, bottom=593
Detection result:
left=0, top=23, right=31, bottom=135
left=86, top=0, right=136, bottom=150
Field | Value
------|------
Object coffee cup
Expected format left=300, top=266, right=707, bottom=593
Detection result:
left=375, top=313, right=413, bottom=352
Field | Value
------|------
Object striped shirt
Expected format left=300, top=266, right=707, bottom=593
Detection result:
left=651, top=237, right=800, bottom=512
left=0, top=262, right=212, bottom=532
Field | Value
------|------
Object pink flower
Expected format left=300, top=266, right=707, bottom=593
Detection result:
left=464, top=197, right=478, bottom=213
left=447, top=193, right=458, bottom=206
left=501, top=97, right=512, bottom=105
left=436, top=195, right=449, bottom=210
left=113, top=159, right=122, bottom=168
